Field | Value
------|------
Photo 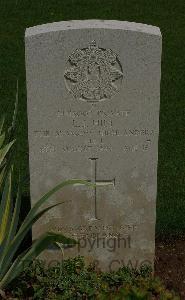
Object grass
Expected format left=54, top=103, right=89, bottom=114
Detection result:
left=0, top=0, right=185, bottom=234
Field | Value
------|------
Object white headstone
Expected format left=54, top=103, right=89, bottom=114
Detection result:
left=25, top=20, right=162, bottom=271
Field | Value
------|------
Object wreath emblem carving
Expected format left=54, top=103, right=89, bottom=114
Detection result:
left=64, top=41, right=123, bottom=102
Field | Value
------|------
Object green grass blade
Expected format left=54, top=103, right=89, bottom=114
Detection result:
left=0, top=168, right=13, bottom=270
left=0, top=167, right=6, bottom=191
left=0, top=202, right=64, bottom=278
left=21, top=231, right=76, bottom=263
left=0, top=140, right=15, bottom=168
left=0, top=232, right=76, bottom=289
left=0, top=169, right=12, bottom=245
left=0, top=238, right=8, bottom=264
left=0, top=179, right=93, bottom=280
left=24, top=179, right=93, bottom=226
left=5, top=179, right=22, bottom=247
left=0, top=133, right=5, bottom=149
left=0, top=116, right=5, bottom=136
left=0, top=249, right=27, bottom=290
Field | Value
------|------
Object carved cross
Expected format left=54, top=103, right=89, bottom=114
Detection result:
left=88, top=158, right=115, bottom=220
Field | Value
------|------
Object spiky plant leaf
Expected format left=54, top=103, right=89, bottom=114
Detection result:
left=0, top=180, right=93, bottom=278
left=8, top=81, right=19, bottom=138
left=0, top=232, right=76, bottom=289
left=4, top=177, right=21, bottom=248
left=0, top=249, right=28, bottom=290
left=0, top=133, right=5, bottom=149
left=0, top=169, right=13, bottom=245
left=0, top=140, right=15, bottom=169
left=0, top=168, right=6, bottom=191
left=24, top=179, right=93, bottom=225
left=0, top=202, right=63, bottom=278
left=0, top=116, right=5, bottom=136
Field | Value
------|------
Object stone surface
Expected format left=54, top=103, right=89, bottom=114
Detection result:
left=25, top=20, right=162, bottom=271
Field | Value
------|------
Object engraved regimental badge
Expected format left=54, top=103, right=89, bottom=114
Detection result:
left=64, top=40, right=123, bottom=102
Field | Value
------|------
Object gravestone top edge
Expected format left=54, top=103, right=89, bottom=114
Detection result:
left=25, top=19, right=161, bottom=38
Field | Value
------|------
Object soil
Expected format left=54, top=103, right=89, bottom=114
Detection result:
left=155, top=235, right=185, bottom=299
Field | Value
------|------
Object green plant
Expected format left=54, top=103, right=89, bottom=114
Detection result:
left=0, top=166, right=91, bottom=294
left=0, top=99, right=92, bottom=295
left=0, top=118, right=15, bottom=190
left=0, top=81, right=18, bottom=190
left=7, top=257, right=180, bottom=300
left=0, top=152, right=91, bottom=295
